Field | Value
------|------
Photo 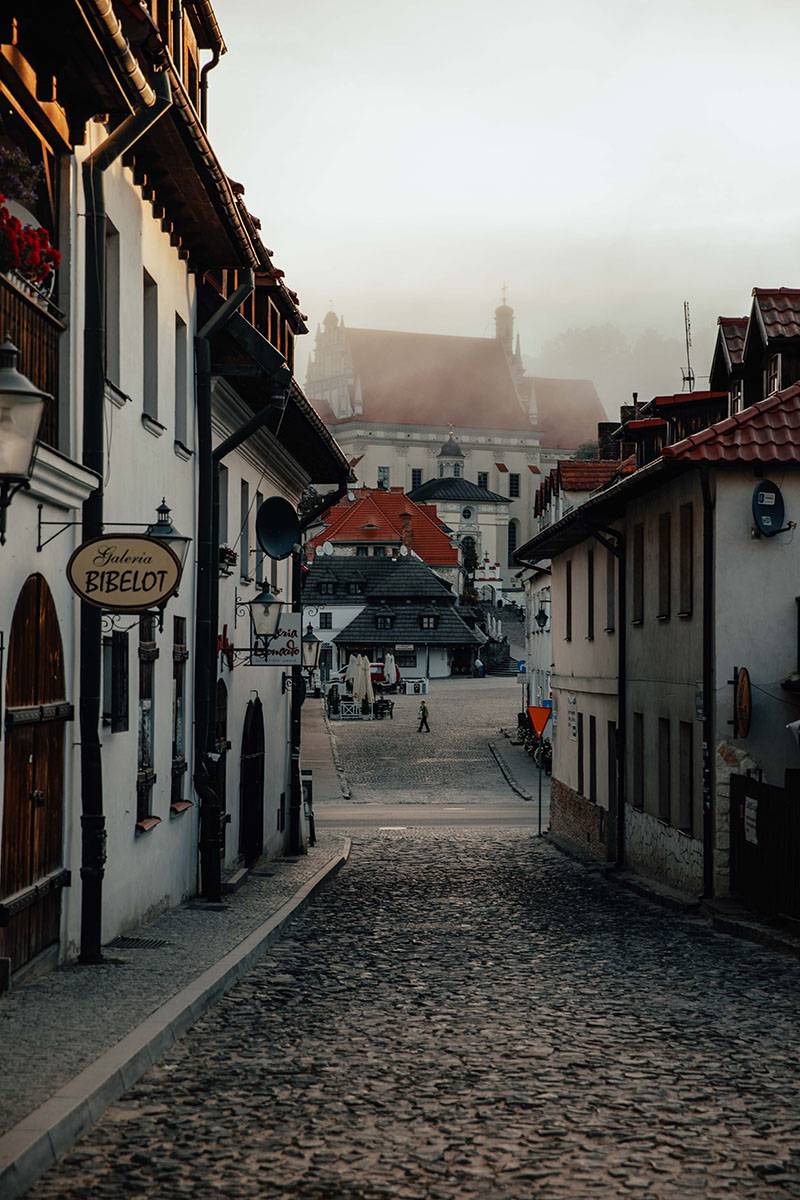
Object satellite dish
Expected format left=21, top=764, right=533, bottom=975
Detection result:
left=752, top=480, right=785, bottom=538
left=399, top=544, right=409, bottom=557
left=255, top=496, right=301, bottom=560
left=322, top=541, right=334, bottom=556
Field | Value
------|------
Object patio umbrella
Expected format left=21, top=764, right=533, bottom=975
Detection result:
left=363, top=654, right=374, bottom=705
left=384, top=651, right=396, bottom=686
left=351, top=655, right=365, bottom=703
left=345, top=653, right=358, bottom=693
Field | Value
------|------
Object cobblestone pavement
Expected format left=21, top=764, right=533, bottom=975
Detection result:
left=329, top=675, right=525, bottom=805
left=32, top=825, right=800, bottom=1199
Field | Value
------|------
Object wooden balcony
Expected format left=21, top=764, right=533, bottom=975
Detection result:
left=0, top=272, right=65, bottom=449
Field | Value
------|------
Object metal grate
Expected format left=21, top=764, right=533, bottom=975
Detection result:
left=107, top=935, right=169, bottom=950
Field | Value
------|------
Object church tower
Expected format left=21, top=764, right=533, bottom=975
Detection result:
left=494, top=286, right=514, bottom=358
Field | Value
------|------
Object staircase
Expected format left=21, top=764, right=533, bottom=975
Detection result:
left=489, top=655, right=520, bottom=678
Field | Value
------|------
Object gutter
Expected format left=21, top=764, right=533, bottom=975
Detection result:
left=78, top=68, right=173, bottom=965
left=83, top=0, right=157, bottom=109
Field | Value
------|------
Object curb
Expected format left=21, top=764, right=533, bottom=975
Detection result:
left=488, top=739, right=533, bottom=802
left=0, top=839, right=351, bottom=1200
left=703, top=908, right=800, bottom=961
left=323, top=709, right=352, bottom=799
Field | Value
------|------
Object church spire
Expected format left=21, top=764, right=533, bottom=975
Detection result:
left=494, top=286, right=514, bottom=358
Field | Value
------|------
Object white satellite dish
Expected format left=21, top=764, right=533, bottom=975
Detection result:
left=322, top=541, right=334, bottom=556
left=347, top=492, right=356, bottom=502
left=399, top=544, right=409, bottom=556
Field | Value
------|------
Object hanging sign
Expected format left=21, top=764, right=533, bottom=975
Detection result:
left=251, top=613, right=301, bottom=666
left=735, top=667, right=752, bottom=738
left=67, top=535, right=181, bottom=611
left=752, top=480, right=785, bottom=537
left=528, top=705, right=552, bottom=737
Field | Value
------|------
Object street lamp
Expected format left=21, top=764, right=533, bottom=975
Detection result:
left=0, top=340, right=49, bottom=545
left=302, top=622, right=321, bottom=672
left=146, top=498, right=191, bottom=567
left=535, top=607, right=549, bottom=630
left=248, top=587, right=285, bottom=642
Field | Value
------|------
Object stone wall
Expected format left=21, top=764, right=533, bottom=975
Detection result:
left=624, top=806, right=703, bottom=897
left=715, top=741, right=760, bottom=899
left=551, top=777, right=608, bottom=861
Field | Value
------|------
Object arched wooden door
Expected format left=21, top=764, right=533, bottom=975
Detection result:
left=238, top=697, right=265, bottom=865
left=1, top=575, right=70, bottom=974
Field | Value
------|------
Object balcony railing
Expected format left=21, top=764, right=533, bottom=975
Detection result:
left=0, top=271, right=65, bottom=449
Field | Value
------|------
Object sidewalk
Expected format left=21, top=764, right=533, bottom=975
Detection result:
left=489, top=730, right=551, bottom=816
left=0, top=707, right=349, bottom=1199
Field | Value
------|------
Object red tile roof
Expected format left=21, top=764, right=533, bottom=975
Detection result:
left=662, top=382, right=800, bottom=463
left=751, top=288, right=800, bottom=342
left=650, top=391, right=727, bottom=408
left=307, top=487, right=458, bottom=565
left=718, top=317, right=748, bottom=366
left=558, top=459, right=627, bottom=492
left=519, top=376, right=607, bottom=449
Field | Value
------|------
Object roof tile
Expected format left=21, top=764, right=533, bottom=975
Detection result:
left=662, top=381, right=800, bottom=463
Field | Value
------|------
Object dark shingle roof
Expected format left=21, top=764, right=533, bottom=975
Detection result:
left=334, top=605, right=482, bottom=646
left=303, top=555, right=452, bottom=604
left=408, top=478, right=508, bottom=504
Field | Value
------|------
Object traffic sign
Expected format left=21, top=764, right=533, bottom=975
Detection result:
left=528, top=705, right=552, bottom=737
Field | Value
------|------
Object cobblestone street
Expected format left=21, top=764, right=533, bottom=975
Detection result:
left=29, top=678, right=800, bottom=1199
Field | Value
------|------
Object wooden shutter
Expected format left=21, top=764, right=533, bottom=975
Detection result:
left=565, top=560, right=572, bottom=641
left=633, top=713, right=644, bottom=809
left=679, top=504, right=693, bottom=616
left=632, top=525, right=644, bottom=623
left=577, top=712, right=584, bottom=795
left=658, top=512, right=671, bottom=619
left=589, top=714, right=597, bottom=802
left=587, top=548, right=595, bottom=640
left=605, top=548, right=615, bottom=632
left=658, top=718, right=671, bottom=823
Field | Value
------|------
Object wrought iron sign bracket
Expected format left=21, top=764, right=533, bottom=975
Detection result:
left=36, top=505, right=163, bottom=553
left=0, top=480, right=30, bottom=546
left=101, top=607, right=165, bottom=635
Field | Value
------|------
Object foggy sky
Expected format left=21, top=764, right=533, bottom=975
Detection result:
left=207, top=1, right=800, bottom=402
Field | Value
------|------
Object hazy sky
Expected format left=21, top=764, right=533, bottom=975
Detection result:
left=208, top=0, right=800, bottom=396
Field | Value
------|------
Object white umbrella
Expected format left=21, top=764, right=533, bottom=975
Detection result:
left=384, top=651, right=396, bottom=686
left=345, top=653, right=358, bottom=693
left=363, top=654, right=374, bottom=704
left=352, top=655, right=365, bottom=703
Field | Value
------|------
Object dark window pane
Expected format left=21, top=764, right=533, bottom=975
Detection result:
left=679, top=504, right=693, bottom=616
left=658, top=512, right=671, bottom=619
left=587, top=547, right=595, bottom=640
left=678, top=721, right=693, bottom=834
left=658, top=717, right=671, bottom=823
left=632, top=524, right=644, bottom=623
left=577, top=712, right=584, bottom=795
left=633, top=712, right=644, bottom=810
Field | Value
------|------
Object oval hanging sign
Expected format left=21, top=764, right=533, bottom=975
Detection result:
left=67, top=535, right=182, bottom=612
left=735, top=667, right=752, bottom=738
left=752, top=480, right=785, bottom=538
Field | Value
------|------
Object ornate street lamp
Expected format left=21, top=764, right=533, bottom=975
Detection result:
left=146, top=498, right=191, bottom=567
left=0, top=340, right=49, bottom=545
left=302, top=622, right=322, bottom=672
left=248, top=587, right=285, bottom=642
left=535, top=607, right=549, bottom=630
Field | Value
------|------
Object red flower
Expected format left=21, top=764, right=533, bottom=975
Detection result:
left=0, top=194, right=60, bottom=284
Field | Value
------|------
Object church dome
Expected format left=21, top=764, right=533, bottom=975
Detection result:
left=437, top=432, right=464, bottom=458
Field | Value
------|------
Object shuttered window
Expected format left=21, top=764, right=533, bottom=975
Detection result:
left=678, top=721, right=693, bottom=834
left=586, top=547, right=595, bottom=640
left=605, top=548, right=615, bottom=632
left=633, top=712, right=644, bottom=810
left=657, top=512, right=671, bottom=619
left=632, top=524, right=644, bottom=623
left=577, top=712, right=584, bottom=795
left=658, top=717, right=671, bottom=823
left=679, top=504, right=693, bottom=616
left=565, top=560, right=572, bottom=641
left=588, top=714, right=597, bottom=802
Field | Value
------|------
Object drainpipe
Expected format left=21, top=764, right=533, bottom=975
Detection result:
left=79, top=70, right=173, bottom=965
left=700, top=466, right=715, bottom=897
left=614, top=531, right=627, bottom=866
left=199, top=46, right=221, bottom=129
left=193, top=272, right=255, bottom=902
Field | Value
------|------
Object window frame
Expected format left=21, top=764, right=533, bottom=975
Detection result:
left=509, top=472, right=520, bottom=498
left=657, top=511, right=671, bottom=620
left=633, top=712, right=644, bottom=810
left=586, top=546, right=595, bottom=640
left=632, top=524, right=644, bottom=624
left=658, top=717, right=671, bottom=824
left=678, top=504, right=693, bottom=617
left=565, top=560, right=572, bottom=641
left=605, top=547, right=615, bottom=632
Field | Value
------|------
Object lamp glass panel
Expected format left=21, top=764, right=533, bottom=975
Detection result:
left=251, top=595, right=283, bottom=639
left=0, top=394, right=44, bottom=476
left=302, top=632, right=321, bottom=669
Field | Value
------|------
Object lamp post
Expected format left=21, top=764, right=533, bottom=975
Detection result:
left=0, top=340, right=48, bottom=545
left=535, top=606, right=548, bottom=630
left=146, top=498, right=191, bottom=568
left=248, top=587, right=285, bottom=645
left=302, top=622, right=321, bottom=691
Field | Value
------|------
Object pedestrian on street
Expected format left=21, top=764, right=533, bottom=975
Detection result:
left=417, top=699, right=430, bottom=733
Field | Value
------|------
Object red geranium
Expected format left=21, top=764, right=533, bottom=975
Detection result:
left=0, top=194, right=61, bottom=285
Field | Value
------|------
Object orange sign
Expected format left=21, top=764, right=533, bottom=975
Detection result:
left=528, top=705, right=552, bottom=737
left=735, top=668, right=752, bottom=738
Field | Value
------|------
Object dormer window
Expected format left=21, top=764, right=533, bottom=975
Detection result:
left=730, top=380, right=743, bottom=414
left=376, top=614, right=394, bottom=630
left=347, top=581, right=363, bottom=595
left=766, top=354, right=781, bottom=397
left=320, top=582, right=336, bottom=596
left=419, top=614, right=438, bottom=630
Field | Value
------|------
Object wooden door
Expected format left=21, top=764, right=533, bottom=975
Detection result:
left=238, top=697, right=265, bottom=865
left=1, top=575, right=70, bottom=974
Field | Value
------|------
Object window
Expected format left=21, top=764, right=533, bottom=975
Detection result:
left=320, top=612, right=333, bottom=630
left=507, top=519, right=519, bottom=567
left=605, top=548, right=615, bottom=632
left=657, top=512, right=671, bottom=619
left=320, top=582, right=335, bottom=596
left=102, top=630, right=129, bottom=732
left=174, top=313, right=188, bottom=449
left=509, top=472, right=520, bottom=498
left=678, top=721, right=693, bottom=834
left=347, top=582, right=362, bottom=595
left=633, top=712, right=644, bottom=810
left=356, top=546, right=369, bottom=557
left=411, top=468, right=423, bottom=490
left=730, top=380, right=743, bottom=414
left=373, top=546, right=386, bottom=557
left=607, top=721, right=617, bottom=812
left=679, top=504, right=693, bottom=616
left=396, top=648, right=417, bottom=668
left=143, top=269, right=158, bottom=419
left=255, top=491, right=264, bottom=584
left=376, top=615, right=394, bottom=629
left=453, top=462, right=462, bottom=478
left=586, top=547, right=595, bottom=640
left=137, top=615, right=159, bottom=824
left=588, top=715, right=597, bottom=803
left=477, top=471, right=489, bottom=490
left=438, top=463, right=445, bottom=478
left=577, top=712, right=585, bottom=795
left=565, top=560, right=572, bottom=641
left=632, top=524, right=644, bottom=623
left=765, top=353, right=781, bottom=397
left=658, top=718, right=671, bottom=823
left=172, top=617, right=189, bottom=808
left=240, top=479, right=250, bottom=581
left=218, top=464, right=229, bottom=544
left=377, top=466, right=390, bottom=489
left=419, top=614, right=437, bottom=629
left=105, top=220, right=120, bottom=387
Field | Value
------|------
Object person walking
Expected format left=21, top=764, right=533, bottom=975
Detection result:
left=417, top=698, right=430, bottom=733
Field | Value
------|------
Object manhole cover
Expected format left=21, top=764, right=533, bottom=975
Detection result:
left=106, top=935, right=169, bottom=950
